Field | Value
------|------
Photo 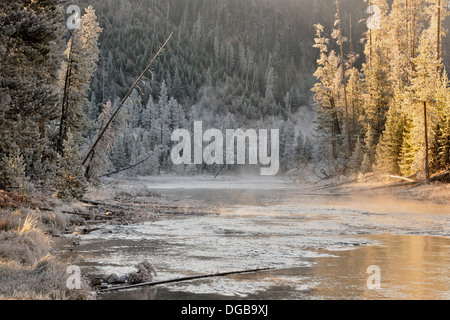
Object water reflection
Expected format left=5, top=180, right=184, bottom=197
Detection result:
left=98, top=234, right=449, bottom=300
left=311, top=234, right=450, bottom=300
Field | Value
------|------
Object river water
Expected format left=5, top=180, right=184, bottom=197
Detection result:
left=66, top=176, right=450, bottom=300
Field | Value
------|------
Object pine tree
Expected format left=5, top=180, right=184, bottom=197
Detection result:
left=361, top=153, right=372, bottom=174
left=346, top=67, right=364, bottom=139
left=57, top=5, right=102, bottom=152
left=333, top=0, right=352, bottom=156
left=399, top=118, right=418, bottom=176
left=281, top=119, right=296, bottom=170
left=295, top=131, right=305, bottom=165
left=349, top=136, right=365, bottom=173
left=431, top=72, right=450, bottom=172
left=0, top=147, right=30, bottom=192
left=303, top=137, right=314, bottom=163
left=374, top=105, right=406, bottom=175
left=284, top=91, right=292, bottom=115
left=0, top=0, right=65, bottom=183
left=406, top=6, right=444, bottom=178
left=110, top=134, right=129, bottom=171
left=54, top=131, right=87, bottom=201
left=85, top=101, right=118, bottom=183
left=361, top=47, right=393, bottom=159
left=264, top=66, right=277, bottom=116
left=312, top=24, right=344, bottom=163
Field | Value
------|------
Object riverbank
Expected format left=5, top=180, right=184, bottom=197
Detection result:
left=0, top=181, right=216, bottom=300
left=0, top=191, right=92, bottom=299
left=299, top=172, right=449, bottom=204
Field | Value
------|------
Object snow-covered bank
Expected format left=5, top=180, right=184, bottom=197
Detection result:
left=0, top=192, right=92, bottom=300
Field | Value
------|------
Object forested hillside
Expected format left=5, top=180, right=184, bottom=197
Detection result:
left=70, top=0, right=373, bottom=179
left=80, top=0, right=368, bottom=112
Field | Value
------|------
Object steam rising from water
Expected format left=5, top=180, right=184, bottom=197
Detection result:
left=69, top=176, right=450, bottom=299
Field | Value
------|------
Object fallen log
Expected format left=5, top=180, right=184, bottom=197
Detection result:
left=344, top=181, right=420, bottom=193
left=100, top=267, right=274, bottom=293
left=40, top=207, right=92, bottom=218
left=385, top=175, right=417, bottom=183
left=429, top=170, right=449, bottom=183
left=306, top=178, right=359, bottom=191
left=81, top=199, right=116, bottom=207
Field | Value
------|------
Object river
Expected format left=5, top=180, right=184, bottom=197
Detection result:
left=65, top=176, right=450, bottom=300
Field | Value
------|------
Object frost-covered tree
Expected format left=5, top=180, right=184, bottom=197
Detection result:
left=57, top=5, right=102, bottom=152
left=349, top=136, right=365, bottom=173
left=312, top=24, right=344, bottom=164
left=281, top=120, right=296, bottom=170
left=264, top=66, right=277, bottom=116
left=431, top=72, right=450, bottom=172
left=0, top=0, right=65, bottom=183
left=85, top=101, right=118, bottom=183
left=375, top=105, right=406, bottom=175
left=54, top=131, right=87, bottom=200
left=403, top=6, right=445, bottom=178
left=0, top=147, right=30, bottom=192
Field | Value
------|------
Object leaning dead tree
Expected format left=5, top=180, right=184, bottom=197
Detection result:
left=101, top=154, right=153, bottom=177
left=81, top=33, right=173, bottom=170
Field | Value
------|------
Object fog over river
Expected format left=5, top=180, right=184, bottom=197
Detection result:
left=65, top=176, right=450, bottom=300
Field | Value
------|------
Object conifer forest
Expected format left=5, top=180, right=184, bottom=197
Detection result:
left=0, top=0, right=449, bottom=302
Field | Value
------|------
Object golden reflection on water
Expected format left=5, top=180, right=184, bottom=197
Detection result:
left=312, top=234, right=450, bottom=300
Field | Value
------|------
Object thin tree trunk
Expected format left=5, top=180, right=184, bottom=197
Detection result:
left=406, top=0, right=410, bottom=83
left=335, top=0, right=351, bottom=155
left=58, top=36, right=74, bottom=154
left=437, top=0, right=442, bottom=77
left=424, top=101, right=430, bottom=180
left=329, top=97, right=341, bottom=159
left=411, top=1, right=416, bottom=64
left=101, top=154, right=153, bottom=177
left=369, top=0, right=373, bottom=69
left=349, top=15, right=356, bottom=134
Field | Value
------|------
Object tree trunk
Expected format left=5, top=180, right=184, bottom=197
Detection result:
left=424, top=101, right=430, bottom=180
left=437, top=0, right=442, bottom=77
left=335, top=0, right=352, bottom=156
left=58, top=36, right=74, bottom=155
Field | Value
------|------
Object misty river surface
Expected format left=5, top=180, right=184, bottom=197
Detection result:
left=68, top=176, right=450, bottom=300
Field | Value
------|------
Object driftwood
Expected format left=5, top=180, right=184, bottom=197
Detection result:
left=40, top=207, right=113, bottom=220
left=429, top=170, right=449, bottom=182
left=307, top=178, right=359, bottom=191
left=80, top=199, right=111, bottom=206
left=100, top=267, right=274, bottom=293
left=345, top=181, right=420, bottom=193
left=385, top=175, right=417, bottom=183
